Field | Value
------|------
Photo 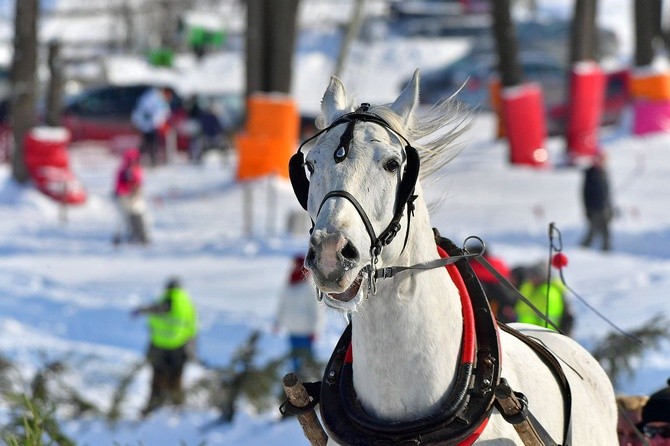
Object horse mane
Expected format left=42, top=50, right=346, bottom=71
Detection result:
left=367, top=99, right=475, bottom=182
left=313, top=90, right=475, bottom=214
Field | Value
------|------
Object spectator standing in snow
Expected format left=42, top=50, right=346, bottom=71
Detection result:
left=187, top=100, right=225, bottom=163
left=639, top=379, right=670, bottom=445
left=113, top=148, right=148, bottom=245
left=275, top=254, right=323, bottom=379
left=514, top=262, right=574, bottom=336
left=580, top=152, right=613, bottom=251
left=132, top=277, right=198, bottom=416
left=616, top=394, right=649, bottom=446
left=470, top=248, right=517, bottom=323
left=131, top=87, right=173, bottom=166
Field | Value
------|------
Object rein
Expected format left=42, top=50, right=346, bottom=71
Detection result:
left=375, top=234, right=564, bottom=334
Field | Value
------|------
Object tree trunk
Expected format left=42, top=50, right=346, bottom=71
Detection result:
left=333, top=0, right=365, bottom=79
left=45, top=41, right=64, bottom=127
left=569, top=0, right=597, bottom=63
left=119, top=0, right=135, bottom=52
left=651, top=0, right=667, bottom=55
left=263, top=0, right=300, bottom=93
left=158, top=0, right=176, bottom=50
left=634, top=0, right=657, bottom=66
left=245, top=0, right=300, bottom=96
left=245, top=0, right=265, bottom=98
left=491, top=0, right=523, bottom=87
left=10, top=0, right=39, bottom=184
left=659, top=1, right=670, bottom=52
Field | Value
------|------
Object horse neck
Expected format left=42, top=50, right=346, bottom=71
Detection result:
left=351, top=191, right=464, bottom=421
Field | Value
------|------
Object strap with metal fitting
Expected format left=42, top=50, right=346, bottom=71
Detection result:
left=494, top=378, right=560, bottom=446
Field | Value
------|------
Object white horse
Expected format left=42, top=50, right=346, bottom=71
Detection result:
left=290, top=70, right=617, bottom=445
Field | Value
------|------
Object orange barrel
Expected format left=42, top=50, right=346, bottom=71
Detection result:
left=630, top=70, right=670, bottom=101
left=245, top=93, right=299, bottom=140
left=237, top=93, right=298, bottom=180
left=236, top=134, right=292, bottom=180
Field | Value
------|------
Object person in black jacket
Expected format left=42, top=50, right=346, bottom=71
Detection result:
left=580, top=152, right=613, bottom=251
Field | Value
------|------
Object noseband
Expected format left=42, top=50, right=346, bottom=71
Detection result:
left=288, top=104, right=421, bottom=287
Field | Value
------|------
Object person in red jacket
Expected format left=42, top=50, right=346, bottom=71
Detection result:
left=470, top=249, right=517, bottom=323
left=113, top=148, right=149, bottom=245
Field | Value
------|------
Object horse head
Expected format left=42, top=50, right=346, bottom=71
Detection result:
left=295, top=70, right=422, bottom=312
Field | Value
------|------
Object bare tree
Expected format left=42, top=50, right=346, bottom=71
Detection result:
left=10, top=0, right=39, bottom=184
left=569, top=0, right=597, bottom=63
left=157, top=0, right=178, bottom=49
left=491, top=0, right=522, bottom=87
left=333, top=0, right=365, bottom=79
left=45, top=41, right=64, bottom=127
left=118, top=0, right=135, bottom=52
left=245, top=0, right=300, bottom=96
left=634, top=0, right=658, bottom=66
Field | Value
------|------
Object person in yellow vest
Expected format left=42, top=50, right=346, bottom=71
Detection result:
left=132, top=276, right=197, bottom=416
left=514, top=262, right=573, bottom=335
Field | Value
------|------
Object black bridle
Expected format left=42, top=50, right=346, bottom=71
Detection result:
left=288, top=104, right=421, bottom=278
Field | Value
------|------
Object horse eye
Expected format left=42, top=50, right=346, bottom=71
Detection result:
left=304, top=161, right=314, bottom=175
left=384, top=159, right=400, bottom=172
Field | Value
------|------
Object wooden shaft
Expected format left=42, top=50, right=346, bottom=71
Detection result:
left=282, top=373, right=328, bottom=446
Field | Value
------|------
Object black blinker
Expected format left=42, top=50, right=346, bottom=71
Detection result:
left=289, top=151, right=310, bottom=211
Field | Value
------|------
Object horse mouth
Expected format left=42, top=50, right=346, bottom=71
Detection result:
left=327, top=269, right=365, bottom=302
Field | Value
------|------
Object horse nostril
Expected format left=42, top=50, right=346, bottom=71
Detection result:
left=341, top=241, right=359, bottom=261
left=306, top=247, right=316, bottom=268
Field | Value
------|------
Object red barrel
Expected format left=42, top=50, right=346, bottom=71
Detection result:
left=501, top=83, right=548, bottom=168
left=24, top=127, right=72, bottom=173
left=23, top=127, right=87, bottom=205
left=566, top=62, right=606, bottom=163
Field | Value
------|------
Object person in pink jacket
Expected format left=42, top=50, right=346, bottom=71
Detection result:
left=113, top=148, right=149, bottom=245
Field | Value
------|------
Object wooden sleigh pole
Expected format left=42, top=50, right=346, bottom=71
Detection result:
left=282, top=373, right=328, bottom=446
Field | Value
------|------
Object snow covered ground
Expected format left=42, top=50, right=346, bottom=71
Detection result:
left=2, top=103, right=669, bottom=446
left=0, top=0, right=668, bottom=444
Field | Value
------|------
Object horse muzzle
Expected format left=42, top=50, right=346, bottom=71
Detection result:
left=306, top=229, right=363, bottom=299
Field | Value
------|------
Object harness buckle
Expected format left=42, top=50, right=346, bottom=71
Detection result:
left=367, top=251, right=380, bottom=295
left=367, top=268, right=378, bottom=296
left=379, top=223, right=401, bottom=246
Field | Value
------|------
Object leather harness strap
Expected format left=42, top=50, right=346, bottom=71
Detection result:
left=497, top=323, right=573, bottom=445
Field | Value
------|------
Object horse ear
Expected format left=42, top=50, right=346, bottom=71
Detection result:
left=390, top=69, right=420, bottom=127
left=318, top=76, right=349, bottom=128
